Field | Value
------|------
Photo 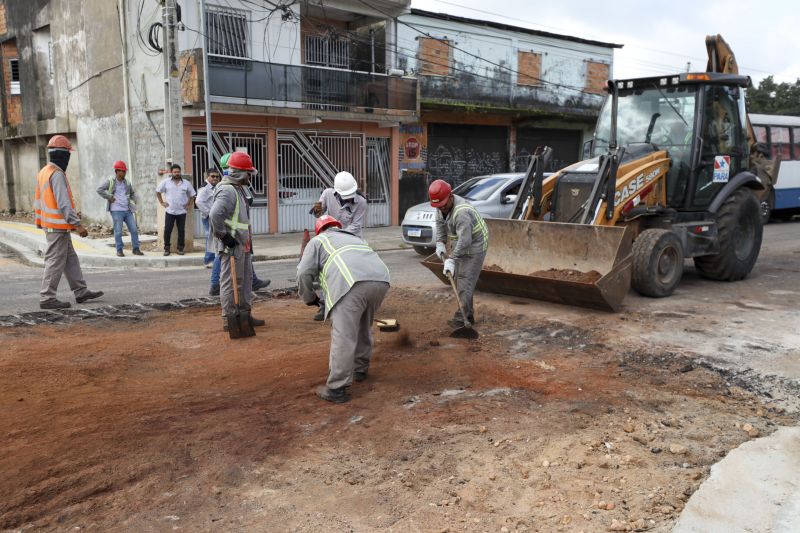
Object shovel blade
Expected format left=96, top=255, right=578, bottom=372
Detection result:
left=450, top=325, right=479, bottom=339
left=227, top=308, right=256, bottom=339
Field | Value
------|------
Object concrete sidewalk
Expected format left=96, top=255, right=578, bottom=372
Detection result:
left=0, top=221, right=409, bottom=268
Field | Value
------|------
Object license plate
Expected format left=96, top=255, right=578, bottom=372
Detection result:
left=407, top=229, right=422, bottom=237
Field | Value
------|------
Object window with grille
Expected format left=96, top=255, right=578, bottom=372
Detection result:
left=304, top=34, right=349, bottom=68
left=206, top=6, right=248, bottom=65
left=9, top=58, right=20, bottom=94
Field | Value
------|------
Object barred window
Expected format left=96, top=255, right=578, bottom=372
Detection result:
left=9, top=58, right=20, bottom=94
left=206, top=5, right=248, bottom=64
left=304, top=34, right=349, bottom=69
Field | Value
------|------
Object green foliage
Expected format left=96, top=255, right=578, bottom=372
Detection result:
left=746, top=76, right=800, bottom=116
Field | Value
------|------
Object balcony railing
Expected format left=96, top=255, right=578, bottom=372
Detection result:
left=208, top=56, right=417, bottom=113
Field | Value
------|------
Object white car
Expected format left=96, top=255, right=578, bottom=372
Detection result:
left=401, top=173, right=525, bottom=255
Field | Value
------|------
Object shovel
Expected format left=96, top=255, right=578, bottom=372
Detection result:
left=226, top=254, right=256, bottom=339
left=446, top=272, right=479, bottom=340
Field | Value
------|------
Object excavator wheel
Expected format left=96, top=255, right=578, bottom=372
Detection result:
left=632, top=229, right=684, bottom=298
left=694, top=188, right=763, bottom=281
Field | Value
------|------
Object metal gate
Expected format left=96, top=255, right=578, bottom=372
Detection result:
left=276, top=130, right=366, bottom=233
left=191, top=131, right=269, bottom=234
left=366, top=137, right=391, bottom=227
left=427, top=123, right=509, bottom=187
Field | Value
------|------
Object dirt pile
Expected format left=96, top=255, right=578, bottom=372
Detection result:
left=529, top=267, right=603, bottom=283
left=0, top=288, right=791, bottom=532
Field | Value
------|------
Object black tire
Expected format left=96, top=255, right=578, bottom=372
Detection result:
left=760, top=187, right=774, bottom=225
left=413, top=245, right=434, bottom=256
left=632, top=229, right=684, bottom=298
left=694, top=188, right=763, bottom=281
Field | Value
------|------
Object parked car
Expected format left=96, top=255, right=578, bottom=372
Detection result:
left=401, top=173, right=526, bottom=255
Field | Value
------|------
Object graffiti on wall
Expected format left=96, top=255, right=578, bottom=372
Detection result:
left=427, top=145, right=506, bottom=185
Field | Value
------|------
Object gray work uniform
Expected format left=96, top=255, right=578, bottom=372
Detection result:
left=210, top=179, right=253, bottom=318
left=435, top=194, right=489, bottom=324
left=319, top=188, right=367, bottom=238
left=297, top=228, right=390, bottom=389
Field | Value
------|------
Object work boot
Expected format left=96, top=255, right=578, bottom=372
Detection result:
left=250, top=316, right=265, bottom=327
left=132, top=248, right=144, bottom=256
left=177, top=249, right=185, bottom=256
left=163, top=249, right=171, bottom=256
left=40, top=298, right=71, bottom=310
left=75, top=290, right=104, bottom=304
left=209, top=284, right=220, bottom=296
left=252, top=278, right=271, bottom=292
left=316, top=385, right=351, bottom=404
left=116, top=250, right=125, bottom=257
left=447, top=317, right=465, bottom=329
left=354, top=370, right=368, bottom=383
left=313, top=303, right=325, bottom=321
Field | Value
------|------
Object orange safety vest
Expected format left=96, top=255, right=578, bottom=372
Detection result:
left=34, top=163, right=77, bottom=231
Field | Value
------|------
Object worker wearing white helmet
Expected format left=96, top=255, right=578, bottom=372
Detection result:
left=310, top=171, right=368, bottom=321
left=313, top=171, right=367, bottom=238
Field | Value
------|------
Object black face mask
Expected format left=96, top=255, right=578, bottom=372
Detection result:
left=48, top=150, right=71, bottom=171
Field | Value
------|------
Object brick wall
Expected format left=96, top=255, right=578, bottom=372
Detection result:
left=418, top=37, right=451, bottom=76
left=179, top=49, right=202, bottom=105
left=2, top=39, right=21, bottom=126
left=517, top=51, right=542, bottom=87
left=0, top=2, right=7, bottom=36
left=585, top=60, right=609, bottom=95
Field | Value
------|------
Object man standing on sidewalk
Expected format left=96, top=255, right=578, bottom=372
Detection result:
left=156, top=163, right=196, bottom=256
left=96, top=160, right=143, bottom=257
left=34, top=135, right=104, bottom=310
left=195, top=168, right=220, bottom=267
left=209, top=152, right=265, bottom=331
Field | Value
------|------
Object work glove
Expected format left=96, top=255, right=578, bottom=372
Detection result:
left=221, top=233, right=238, bottom=249
left=435, top=241, right=447, bottom=261
left=306, top=294, right=321, bottom=307
left=443, top=258, right=456, bottom=278
left=312, top=201, right=324, bottom=217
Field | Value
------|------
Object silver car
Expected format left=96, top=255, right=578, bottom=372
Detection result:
left=401, top=173, right=525, bottom=255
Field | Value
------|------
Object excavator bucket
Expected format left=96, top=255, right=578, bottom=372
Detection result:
left=422, top=219, right=634, bottom=312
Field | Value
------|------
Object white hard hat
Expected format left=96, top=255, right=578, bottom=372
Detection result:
left=333, top=171, right=358, bottom=199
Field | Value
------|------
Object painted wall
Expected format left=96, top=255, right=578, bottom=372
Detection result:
left=396, top=13, right=612, bottom=113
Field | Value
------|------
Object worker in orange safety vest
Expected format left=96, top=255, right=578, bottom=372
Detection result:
left=34, top=135, right=104, bottom=309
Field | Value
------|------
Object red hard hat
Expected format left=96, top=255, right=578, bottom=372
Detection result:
left=47, top=135, right=73, bottom=151
left=429, top=179, right=452, bottom=207
left=315, top=215, right=342, bottom=235
left=227, top=151, right=256, bottom=171
left=113, top=160, right=128, bottom=171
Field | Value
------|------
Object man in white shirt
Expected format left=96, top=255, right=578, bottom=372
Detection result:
left=156, top=163, right=196, bottom=256
left=195, top=168, right=221, bottom=266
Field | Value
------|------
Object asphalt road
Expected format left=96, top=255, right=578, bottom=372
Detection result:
left=0, top=248, right=440, bottom=316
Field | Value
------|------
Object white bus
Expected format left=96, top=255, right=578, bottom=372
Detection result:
left=750, top=113, right=800, bottom=219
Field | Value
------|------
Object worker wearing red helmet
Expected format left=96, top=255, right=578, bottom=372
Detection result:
left=96, top=160, right=143, bottom=257
left=297, top=214, right=391, bottom=403
left=209, top=151, right=266, bottom=332
left=429, top=179, right=489, bottom=329
left=34, top=135, right=104, bottom=309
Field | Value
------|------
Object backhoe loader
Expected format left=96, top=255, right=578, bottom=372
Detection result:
left=422, top=35, right=765, bottom=311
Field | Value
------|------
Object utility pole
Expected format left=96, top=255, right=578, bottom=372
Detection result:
left=0, top=43, right=16, bottom=214
left=161, top=0, right=183, bottom=168
left=199, top=0, right=214, bottom=170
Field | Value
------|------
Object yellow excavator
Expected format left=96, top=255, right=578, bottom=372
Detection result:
left=422, top=35, right=766, bottom=311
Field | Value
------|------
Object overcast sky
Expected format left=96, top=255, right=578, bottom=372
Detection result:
left=410, top=0, right=799, bottom=86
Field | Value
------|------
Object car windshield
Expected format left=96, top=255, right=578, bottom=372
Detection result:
left=592, top=85, right=697, bottom=156
left=453, top=176, right=507, bottom=201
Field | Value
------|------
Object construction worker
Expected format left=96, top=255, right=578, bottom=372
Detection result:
left=195, top=168, right=221, bottom=267
left=208, top=152, right=270, bottom=296
left=209, top=151, right=265, bottom=331
left=429, top=179, right=489, bottom=329
left=310, top=171, right=367, bottom=321
left=34, top=135, right=104, bottom=309
left=96, top=160, right=142, bottom=257
left=297, top=214, right=390, bottom=403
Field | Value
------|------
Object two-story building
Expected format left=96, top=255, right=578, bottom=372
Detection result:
left=0, top=0, right=418, bottom=234
left=394, top=9, right=621, bottom=213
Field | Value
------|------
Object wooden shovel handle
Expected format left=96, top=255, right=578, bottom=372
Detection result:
left=230, top=254, right=239, bottom=306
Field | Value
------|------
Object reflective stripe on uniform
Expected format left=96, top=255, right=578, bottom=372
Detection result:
left=449, top=203, right=489, bottom=252
left=317, top=234, right=376, bottom=295
left=222, top=184, right=250, bottom=238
